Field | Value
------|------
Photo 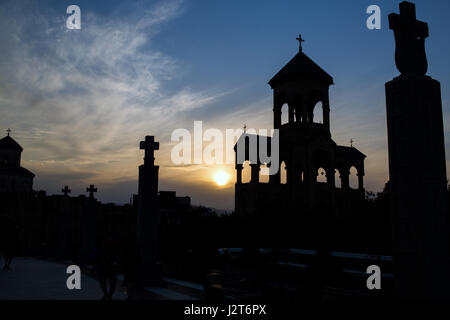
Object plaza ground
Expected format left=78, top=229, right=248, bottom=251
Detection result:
left=0, top=257, right=127, bottom=300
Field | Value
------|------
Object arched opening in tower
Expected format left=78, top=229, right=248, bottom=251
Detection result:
left=259, top=164, right=269, bottom=183
left=334, top=169, right=341, bottom=188
left=281, top=103, right=289, bottom=125
left=242, top=160, right=251, bottom=183
left=312, top=101, right=323, bottom=124
left=317, top=167, right=327, bottom=183
left=349, top=166, right=358, bottom=189
left=280, top=161, right=287, bottom=184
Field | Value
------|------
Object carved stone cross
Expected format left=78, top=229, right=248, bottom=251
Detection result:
left=140, top=135, right=159, bottom=166
left=62, top=186, right=71, bottom=196
left=86, top=184, right=97, bottom=198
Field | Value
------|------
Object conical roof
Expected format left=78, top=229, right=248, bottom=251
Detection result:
left=0, top=135, right=23, bottom=151
left=269, top=50, right=333, bottom=87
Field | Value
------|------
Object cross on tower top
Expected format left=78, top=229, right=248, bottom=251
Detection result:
left=86, top=184, right=97, bottom=198
left=140, top=135, right=159, bottom=166
left=389, top=1, right=429, bottom=75
left=6, top=128, right=11, bottom=136
left=243, top=124, right=247, bottom=133
left=296, top=34, right=305, bottom=52
left=350, top=138, right=354, bottom=147
left=62, top=186, right=71, bottom=197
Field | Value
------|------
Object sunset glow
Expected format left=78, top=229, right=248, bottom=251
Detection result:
left=213, top=171, right=230, bottom=186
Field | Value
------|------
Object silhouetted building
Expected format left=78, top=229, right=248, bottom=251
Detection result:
left=234, top=39, right=366, bottom=221
left=137, top=135, right=162, bottom=283
left=0, top=132, right=34, bottom=192
left=0, top=133, right=190, bottom=263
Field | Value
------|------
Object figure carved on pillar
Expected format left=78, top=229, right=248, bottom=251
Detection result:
left=389, top=1, right=428, bottom=75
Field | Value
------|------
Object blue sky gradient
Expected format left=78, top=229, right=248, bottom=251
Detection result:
left=1, top=0, right=449, bottom=209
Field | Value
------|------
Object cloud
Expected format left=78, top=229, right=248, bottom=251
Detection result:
left=0, top=0, right=228, bottom=200
left=4, top=1, right=445, bottom=210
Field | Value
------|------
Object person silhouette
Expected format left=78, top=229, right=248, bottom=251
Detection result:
left=120, top=234, right=141, bottom=299
left=3, top=225, right=19, bottom=271
left=97, top=234, right=121, bottom=300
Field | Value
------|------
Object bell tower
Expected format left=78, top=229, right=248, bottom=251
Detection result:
left=0, top=129, right=22, bottom=166
left=235, top=35, right=366, bottom=231
left=269, top=35, right=334, bottom=132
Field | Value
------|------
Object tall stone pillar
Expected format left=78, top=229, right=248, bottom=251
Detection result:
left=137, top=135, right=162, bottom=284
left=386, top=1, right=449, bottom=299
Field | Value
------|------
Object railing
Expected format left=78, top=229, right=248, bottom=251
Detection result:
left=217, top=248, right=393, bottom=279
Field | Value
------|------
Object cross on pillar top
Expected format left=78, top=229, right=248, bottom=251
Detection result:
left=389, top=1, right=429, bottom=75
left=389, top=2, right=428, bottom=37
left=296, top=34, right=305, bottom=52
left=350, top=138, right=354, bottom=147
left=6, top=128, right=11, bottom=136
left=140, top=135, right=159, bottom=166
left=86, top=184, right=97, bottom=198
left=62, top=186, right=71, bottom=196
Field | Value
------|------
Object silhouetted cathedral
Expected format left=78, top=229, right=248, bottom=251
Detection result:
left=235, top=39, right=366, bottom=220
left=0, top=132, right=34, bottom=192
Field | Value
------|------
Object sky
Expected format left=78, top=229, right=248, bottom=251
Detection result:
left=0, top=0, right=449, bottom=210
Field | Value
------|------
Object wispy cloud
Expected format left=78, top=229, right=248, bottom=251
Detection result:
left=0, top=0, right=227, bottom=198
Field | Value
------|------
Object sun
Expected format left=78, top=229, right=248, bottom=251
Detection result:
left=213, top=171, right=230, bottom=186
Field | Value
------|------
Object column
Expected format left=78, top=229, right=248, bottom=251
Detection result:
left=285, top=161, right=292, bottom=185
left=236, top=164, right=243, bottom=184
left=250, top=164, right=260, bottom=184
left=288, top=104, right=295, bottom=124
left=340, top=169, right=350, bottom=189
left=327, top=167, right=335, bottom=188
left=322, top=96, right=330, bottom=131
left=357, top=172, right=364, bottom=190
left=273, top=93, right=282, bottom=130
left=269, top=163, right=281, bottom=184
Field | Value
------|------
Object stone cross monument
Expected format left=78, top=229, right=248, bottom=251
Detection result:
left=86, top=184, right=97, bottom=198
left=62, top=186, right=71, bottom=197
left=386, top=1, right=449, bottom=299
left=81, top=185, right=98, bottom=264
left=137, top=135, right=162, bottom=284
